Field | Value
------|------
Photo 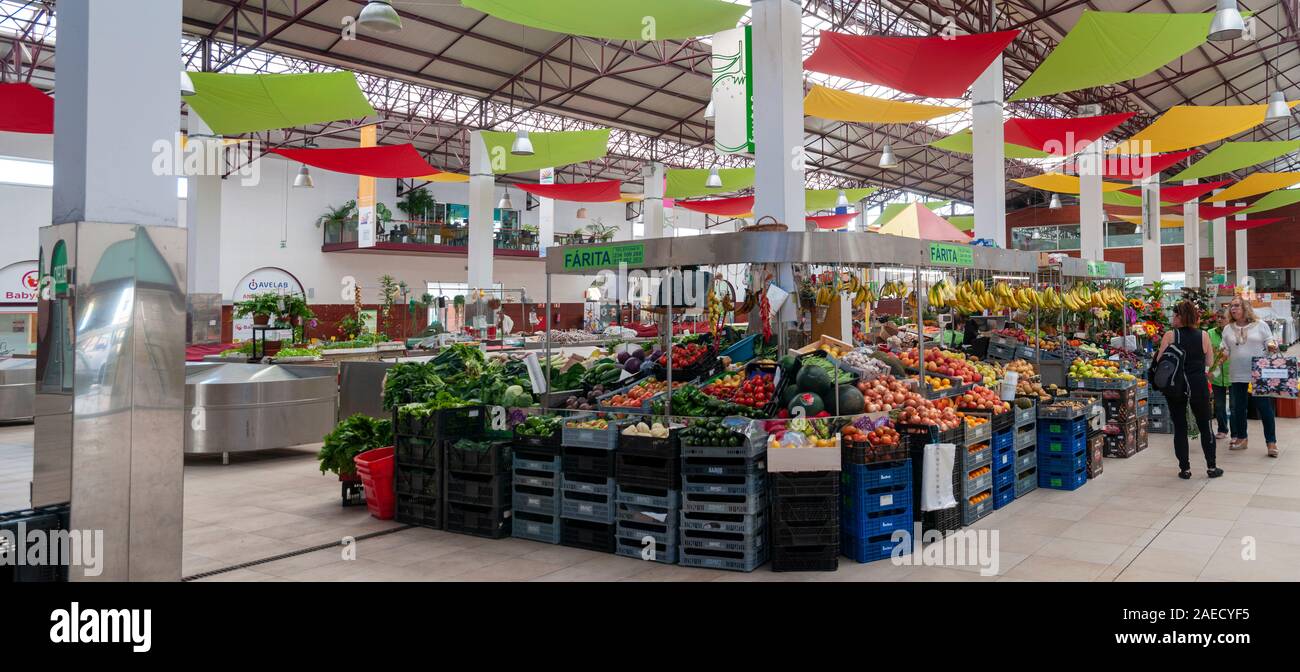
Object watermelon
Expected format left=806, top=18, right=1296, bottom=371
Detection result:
left=835, top=385, right=865, bottom=415
left=788, top=392, right=825, bottom=417
left=795, top=364, right=833, bottom=398
left=780, top=384, right=801, bottom=408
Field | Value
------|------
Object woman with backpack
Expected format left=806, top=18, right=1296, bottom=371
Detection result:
left=1219, top=297, right=1280, bottom=457
left=1155, top=301, right=1221, bottom=479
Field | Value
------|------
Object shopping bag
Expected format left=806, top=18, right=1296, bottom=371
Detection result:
left=1251, top=356, right=1299, bottom=398
left=921, top=442, right=957, bottom=512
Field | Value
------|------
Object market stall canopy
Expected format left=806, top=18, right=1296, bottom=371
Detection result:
left=673, top=195, right=754, bottom=217
left=1119, top=180, right=1232, bottom=204
left=1241, top=189, right=1300, bottom=214
left=1003, top=113, right=1134, bottom=155
left=805, top=187, right=877, bottom=211
left=479, top=129, right=610, bottom=174
left=1010, top=11, right=1214, bottom=101
left=269, top=143, right=440, bottom=178
left=929, top=128, right=1052, bottom=159
left=1111, top=102, right=1300, bottom=154
left=808, top=213, right=857, bottom=230
left=876, top=203, right=969, bottom=242
left=803, top=29, right=1019, bottom=99
left=1170, top=140, right=1300, bottom=181
left=185, top=72, right=376, bottom=136
left=665, top=167, right=754, bottom=198
left=460, top=0, right=747, bottom=41
left=1095, top=149, right=1200, bottom=180
left=517, top=180, right=622, bottom=203
left=803, top=85, right=961, bottom=124
left=0, top=83, right=53, bottom=134
left=1012, top=174, right=1130, bottom=194
left=870, top=201, right=950, bottom=228
left=1205, top=172, right=1300, bottom=202
left=1198, top=204, right=1251, bottom=219
left=1227, top=217, right=1287, bottom=232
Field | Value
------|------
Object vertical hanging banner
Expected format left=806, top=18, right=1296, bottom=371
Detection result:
left=357, top=125, right=378, bottom=248
left=712, top=26, right=754, bottom=155
left=539, top=166, right=554, bottom=257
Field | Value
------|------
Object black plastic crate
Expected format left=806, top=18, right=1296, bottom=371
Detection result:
left=446, top=440, right=512, bottom=476
left=0, top=506, right=69, bottom=582
left=444, top=501, right=510, bottom=539
left=680, top=454, right=766, bottom=478
left=512, top=510, right=561, bottom=544
left=563, top=445, right=617, bottom=478
left=395, top=494, right=441, bottom=530
left=560, top=518, right=616, bottom=553
left=445, top=471, right=509, bottom=507
left=617, top=426, right=681, bottom=457
left=394, top=405, right=485, bottom=440
left=897, top=423, right=964, bottom=448
left=769, top=493, right=836, bottom=523
left=842, top=437, right=909, bottom=465
left=513, top=425, right=562, bottom=451
left=768, top=471, right=840, bottom=499
left=681, top=526, right=766, bottom=553
left=394, top=464, right=440, bottom=498
left=341, top=479, right=366, bottom=507
left=395, top=435, right=443, bottom=468
left=770, top=517, right=839, bottom=547
left=616, top=451, right=681, bottom=490
left=771, top=543, right=839, bottom=572
left=615, top=534, right=678, bottom=564
left=922, top=505, right=961, bottom=533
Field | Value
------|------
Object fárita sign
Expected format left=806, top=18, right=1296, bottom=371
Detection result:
left=561, top=243, right=645, bottom=272
left=928, top=242, right=973, bottom=267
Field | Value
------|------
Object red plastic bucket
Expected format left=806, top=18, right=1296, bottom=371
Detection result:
left=354, top=446, right=396, bottom=520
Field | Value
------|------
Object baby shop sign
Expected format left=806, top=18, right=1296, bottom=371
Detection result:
left=231, top=267, right=304, bottom=341
left=0, top=261, right=39, bottom=303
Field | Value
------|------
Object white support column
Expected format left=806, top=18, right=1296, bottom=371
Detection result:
left=750, top=0, right=805, bottom=230
left=1078, top=139, right=1105, bottom=261
left=1141, top=173, right=1162, bottom=284
left=643, top=162, right=665, bottom=238
left=1212, top=191, right=1228, bottom=270
left=1182, top=179, right=1200, bottom=288
left=1234, top=203, right=1249, bottom=287
left=538, top=167, right=555, bottom=254
left=185, top=112, right=221, bottom=294
left=467, top=131, right=494, bottom=291
left=971, top=56, right=1006, bottom=246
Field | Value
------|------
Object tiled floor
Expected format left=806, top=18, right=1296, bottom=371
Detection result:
left=2, top=398, right=1299, bottom=582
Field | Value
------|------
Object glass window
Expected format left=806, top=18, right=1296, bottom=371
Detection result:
left=0, top=156, right=53, bottom=187
left=1057, top=224, right=1081, bottom=250
left=1250, top=269, right=1288, bottom=291
left=1160, top=225, right=1184, bottom=245
left=1105, top=221, right=1141, bottom=248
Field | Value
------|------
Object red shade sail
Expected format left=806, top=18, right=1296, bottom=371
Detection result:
left=807, top=213, right=857, bottom=230
left=517, top=180, right=622, bottom=203
left=0, top=83, right=54, bottom=134
left=803, top=30, right=1019, bottom=99
left=1199, top=204, right=1249, bottom=220
left=1227, top=217, right=1286, bottom=232
left=1100, top=149, right=1199, bottom=180
left=675, top=196, right=754, bottom=217
left=1120, top=179, right=1233, bottom=204
left=1002, top=113, right=1134, bottom=155
left=269, top=143, right=440, bottom=178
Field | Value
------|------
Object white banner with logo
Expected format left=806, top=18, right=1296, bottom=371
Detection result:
left=0, top=260, right=38, bottom=304
left=712, top=26, right=753, bottom=155
left=231, top=267, right=304, bottom=341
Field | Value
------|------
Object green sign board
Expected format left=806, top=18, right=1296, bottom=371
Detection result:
left=928, top=243, right=973, bottom=267
left=561, top=243, right=646, bottom=272
left=50, top=240, right=68, bottom=296
left=1088, top=261, right=1109, bottom=277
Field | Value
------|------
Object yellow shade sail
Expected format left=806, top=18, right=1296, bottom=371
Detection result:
left=178, top=134, right=249, bottom=149
left=618, top=193, right=645, bottom=203
left=1011, top=173, right=1131, bottom=194
left=1110, top=101, right=1300, bottom=154
left=1204, top=172, right=1300, bottom=202
left=803, top=85, right=962, bottom=124
left=416, top=172, right=471, bottom=183
left=1113, top=214, right=1187, bottom=229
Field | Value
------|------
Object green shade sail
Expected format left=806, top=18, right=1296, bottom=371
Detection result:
left=930, top=128, right=1052, bottom=159
left=1102, top=191, right=1144, bottom=207
left=461, top=0, right=748, bottom=41
left=479, top=129, right=610, bottom=174
left=948, top=215, right=974, bottom=232
left=1242, top=189, right=1300, bottom=214
left=1010, top=11, right=1213, bottom=101
left=665, top=167, right=755, bottom=199
left=805, top=187, right=877, bottom=211
left=871, top=201, right=950, bottom=229
left=1171, top=140, right=1300, bottom=181
left=185, top=72, right=376, bottom=135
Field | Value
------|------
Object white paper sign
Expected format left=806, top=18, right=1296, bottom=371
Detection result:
left=1261, top=368, right=1289, bottom=380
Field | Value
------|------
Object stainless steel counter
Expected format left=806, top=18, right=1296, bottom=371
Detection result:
left=0, top=358, right=34, bottom=421
left=184, top=362, right=338, bottom=456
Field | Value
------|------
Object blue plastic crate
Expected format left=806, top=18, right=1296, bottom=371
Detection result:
left=842, top=481, right=911, bottom=520
left=993, top=482, right=1016, bottom=510
left=1038, top=417, right=1088, bottom=438
left=1039, top=464, right=1088, bottom=491
left=842, top=459, right=910, bottom=490
left=993, top=462, right=1016, bottom=489
left=993, top=428, right=1014, bottom=451
left=842, top=505, right=912, bottom=538
left=1038, top=433, right=1087, bottom=457
left=718, top=334, right=757, bottom=362
left=1039, top=449, right=1087, bottom=473
left=992, top=444, right=1016, bottom=472
left=843, top=530, right=912, bottom=564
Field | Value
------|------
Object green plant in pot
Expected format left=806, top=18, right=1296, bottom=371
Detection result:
left=337, top=313, right=366, bottom=341
left=397, top=188, right=437, bottom=222
left=317, top=414, right=392, bottom=481
left=234, top=292, right=284, bottom=326
left=280, top=293, right=315, bottom=344
left=316, top=200, right=357, bottom=230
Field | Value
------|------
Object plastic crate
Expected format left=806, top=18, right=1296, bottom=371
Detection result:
left=842, top=459, right=911, bottom=490
left=992, top=443, right=1016, bottom=472
left=394, top=463, right=440, bottom=498
left=394, top=494, right=441, bottom=529
left=446, top=472, right=509, bottom=508
left=513, top=483, right=561, bottom=516
left=771, top=543, right=840, bottom=572
left=617, top=425, right=681, bottom=457
left=446, top=440, right=512, bottom=476
left=843, top=531, right=912, bottom=564
left=771, top=517, right=839, bottom=547
left=719, top=333, right=758, bottom=362
left=841, top=437, right=909, bottom=465
left=1014, top=402, right=1036, bottom=428
left=615, top=534, right=679, bottom=564
left=395, top=405, right=484, bottom=440
left=615, top=451, right=681, bottom=490
left=681, top=526, right=766, bottom=553
left=986, top=343, right=1016, bottom=361
left=561, top=473, right=616, bottom=496
left=614, top=483, right=680, bottom=510
left=897, top=422, right=964, bottom=448
left=513, top=466, right=559, bottom=490
left=341, top=479, right=366, bottom=507
left=561, top=416, right=620, bottom=450
left=0, top=506, right=69, bottom=582
left=678, top=545, right=767, bottom=572
left=842, top=481, right=911, bottom=521
left=1015, top=445, right=1037, bottom=473
left=512, top=510, right=562, bottom=544
left=993, top=481, right=1015, bottom=509
left=1104, top=432, right=1138, bottom=459
left=562, top=445, right=617, bottom=478
left=1037, top=398, right=1096, bottom=421
left=770, top=493, right=839, bottom=524
left=1038, top=416, right=1088, bottom=437
left=679, top=509, right=768, bottom=535
left=682, top=489, right=767, bottom=514
left=616, top=518, right=678, bottom=548
left=513, top=425, right=562, bottom=451
left=768, top=470, right=840, bottom=499
left=1038, top=428, right=1087, bottom=457
left=680, top=454, right=766, bottom=478
left=514, top=451, right=561, bottom=474
left=1014, top=467, right=1038, bottom=498
left=395, top=435, right=443, bottom=468
left=962, top=417, right=993, bottom=444
left=842, top=505, right=912, bottom=539
left=962, top=442, right=992, bottom=470
left=560, top=518, right=616, bottom=553
left=1014, top=423, right=1036, bottom=449
left=993, top=427, right=1014, bottom=451
left=1070, top=377, right=1136, bottom=391
left=1039, top=464, right=1088, bottom=491
left=561, top=489, right=616, bottom=523
left=681, top=432, right=767, bottom=459
left=962, top=491, right=994, bottom=525
left=989, top=334, right=1018, bottom=348
left=963, top=467, right=993, bottom=496
left=922, top=506, right=961, bottom=534
left=616, top=502, right=678, bottom=531
left=965, top=409, right=1014, bottom=433
left=683, top=472, right=767, bottom=497
left=993, top=462, right=1016, bottom=489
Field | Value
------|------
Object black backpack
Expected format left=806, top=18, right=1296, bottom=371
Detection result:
left=1149, top=329, right=1188, bottom=396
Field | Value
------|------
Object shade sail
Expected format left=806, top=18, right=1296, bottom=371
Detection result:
left=185, top=72, right=375, bottom=136
left=1241, top=189, right=1300, bottom=214
left=1012, top=174, right=1131, bottom=194
left=1011, top=11, right=1214, bottom=101
left=803, top=30, right=1019, bottom=99
left=418, top=173, right=470, bottom=183
left=517, top=180, right=622, bottom=203
left=1003, top=113, right=1134, bottom=155
left=877, top=203, right=969, bottom=242
left=948, top=215, right=974, bottom=232
left=1111, top=102, right=1300, bottom=154
left=929, top=129, right=1052, bottom=159
left=871, top=201, right=950, bottom=228
left=1170, top=140, right=1300, bottom=181
left=461, top=0, right=746, bottom=41
left=1113, top=214, right=1187, bottom=229
left=1102, top=191, right=1144, bottom=207
left=618, top=193, right=644, bottom=203
left=675, top=196, right=754, bottom=217
left=1206, top=173, right=1300, bottom=202
left=0, top=83, right=53, bottom=134
left=808, top=213, right=857, bottom=230
left=479, top=129, right=610, bottom=174
left=803, top=85, right=960, bottom=124
left=1199, top=205, right=1250, bottom=220
left=1098, top=149, right=1199, bottom=180
left=270, top=144, right=439, bottom=178
left=1228, top=217, right=1286, bottom=232
left=805, top=187, right=877, bottom=211
left=1119, top=180, right=1232, bottom=204
left=665, top=167, right=754, bottom=198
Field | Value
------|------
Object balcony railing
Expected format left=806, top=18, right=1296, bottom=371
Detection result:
left=323, top=219, right=540, bottom=254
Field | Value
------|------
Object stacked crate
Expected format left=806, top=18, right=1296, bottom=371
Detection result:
left=445, top=439, right=512, bottom=538
left=511, top=428, right=563, bottom=544
left=1135, top=384, right=1151, bottom=450
left=1012, top=401, right=1038, bottom=501
left=991, top=423, right=1017, bottom=509
left=679, top=430, right=768, bottom=572
left=559, top=417, right=619, bottom=553
left=900, top=424, right=964, bottom=533
left=1099, top=386, right=1139, bottom=459
left=841, top=451, right=912, bottom=564
left=769, top=471, right=840, bottom=571
left=1037, top=415, right=1089, bottom=491
left=1146, top=389, right=1173, bottom=434
left=960, top=427, right=994, bottom=526
left=614, top=424, right=682, bottom=564
left=393, top=405, right=484, bottom=530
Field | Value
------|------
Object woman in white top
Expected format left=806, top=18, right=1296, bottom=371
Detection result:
left=1217, top=297, right=1280, bottom=457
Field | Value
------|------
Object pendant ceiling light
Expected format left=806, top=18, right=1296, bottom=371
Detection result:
left=576, top=207, right=589, bottom=219
left=1267, top=77, right=1291, bottom=122
left=510, top=130, right=534, bottom=156
left=878, top=143, right=898, bottom=169
left=705, top=166, right=723, bottom=188
left=358, top=0, right=403, bottom=33
left=293, top=164, right=314, bottom=189
left=181, top=71, right=196, bottom=97
left=1049, top=193, right=1062, bottom=209
left=1208, top=0, right=1245, bottom=42
left=704, top=99, right=715, bottom=120
left=836, top=189, right=850, bottom=208
left=498, top=187, right=514, bottom=210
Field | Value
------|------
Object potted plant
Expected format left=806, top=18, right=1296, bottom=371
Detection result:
left=585, top=218, right=619, bottom=242
left=316, top=200, right=357, bottom=230
left=337, top=313, right=365, bottom=341
left=317, top=414, right=393, bottom=485
left=397, top=188, right=437, bottom=222
left=280, top=293, right=315, bottom=344
left=234, top=292, right=284, bottom=326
